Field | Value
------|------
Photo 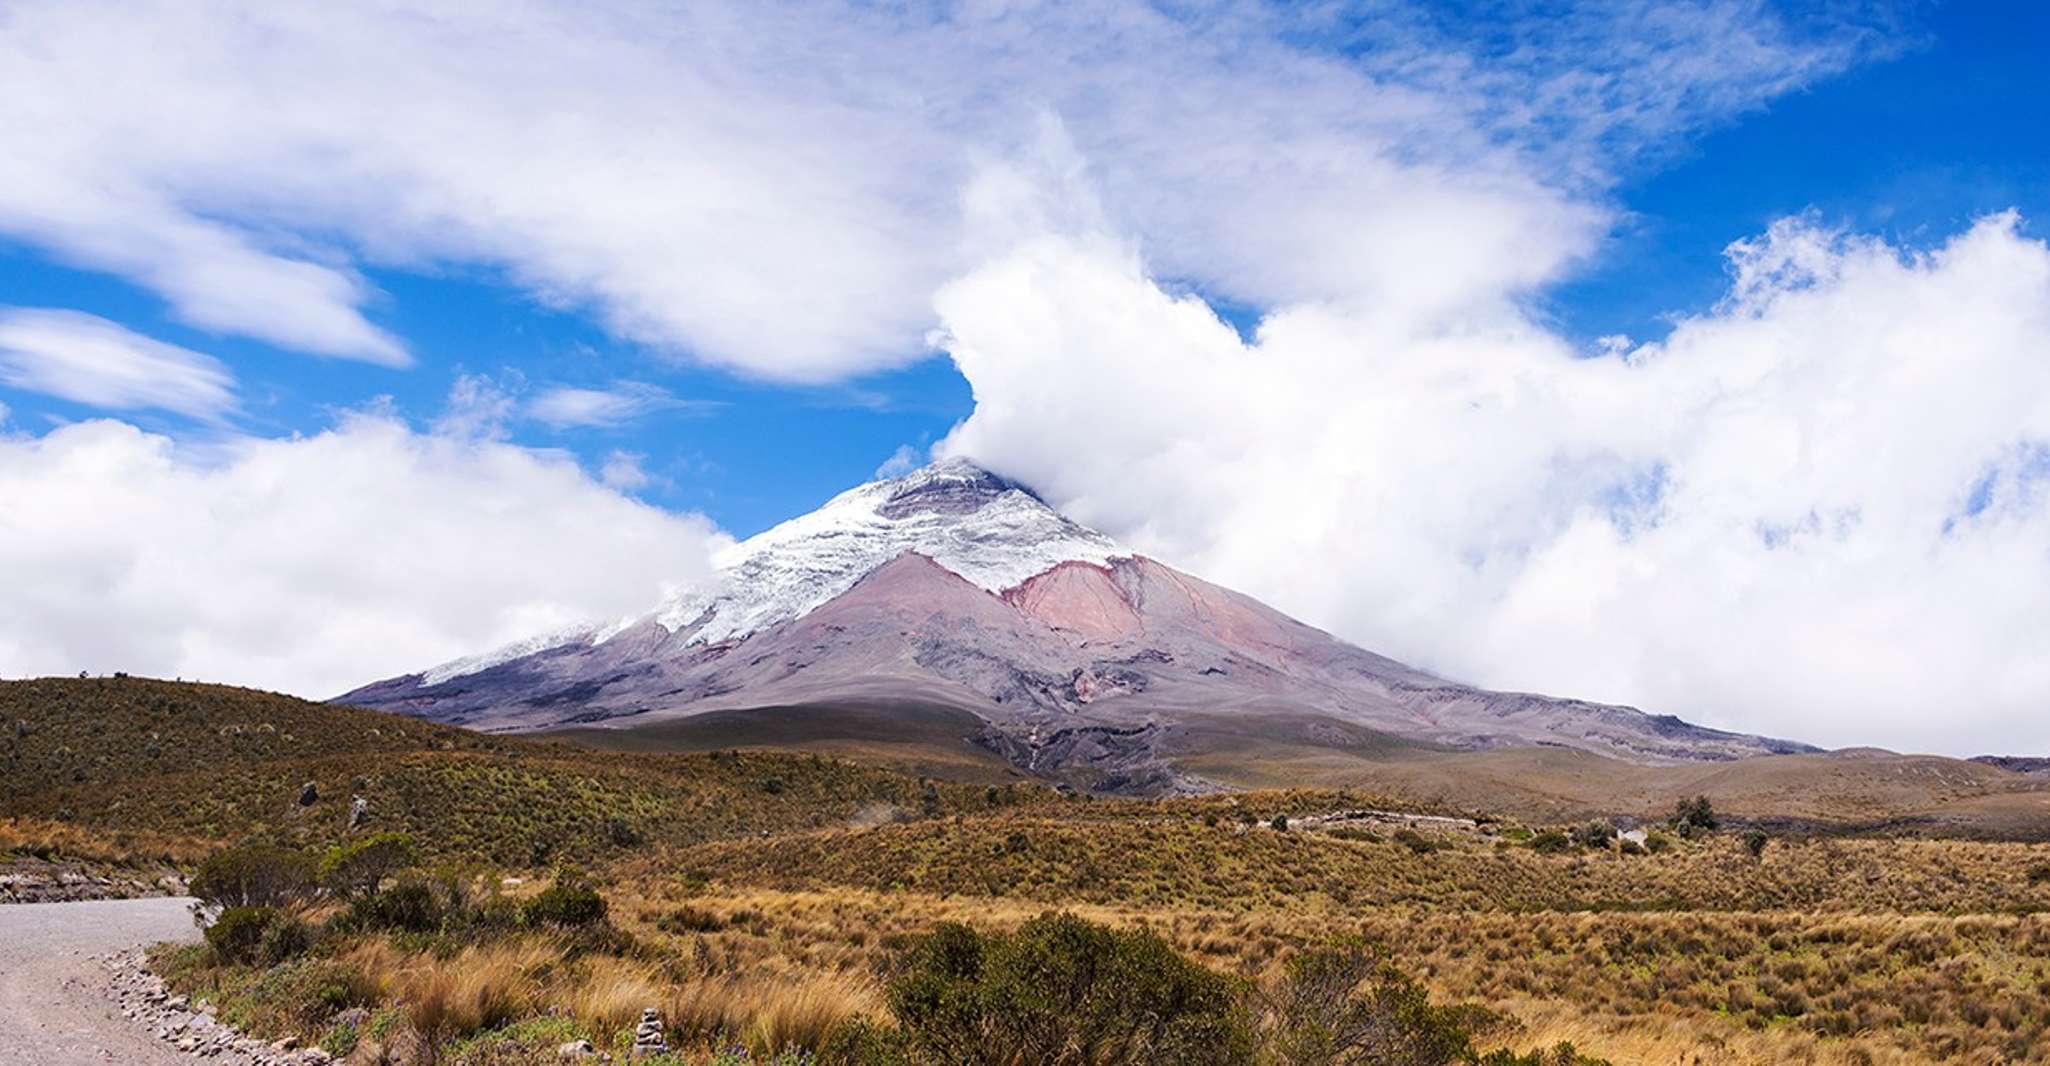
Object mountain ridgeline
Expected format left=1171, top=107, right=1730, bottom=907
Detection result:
left=341, top=459, right=1812, bottom=793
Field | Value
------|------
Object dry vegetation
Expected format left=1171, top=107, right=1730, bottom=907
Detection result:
left=10, top=677, right=2050, bottom=1064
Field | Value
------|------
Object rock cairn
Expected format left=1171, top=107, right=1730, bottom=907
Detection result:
left=630, top=1007, right=668, bottom=1058
left=103, top=949, right=332, bottom=1065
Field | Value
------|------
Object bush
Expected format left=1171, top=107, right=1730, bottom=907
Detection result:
left=1673, top=795, right=1717, bottom=837
left=1260, top=937, right=1474, bottom=1066
left=1571, top=822, right=1615, bottom=850
left=606, top=816, right=643, bottom=848
left=655, top=904, right=726, bottom=934
left=341, top=879, right=448, bottom=933
left=1488, top=1043, right=1608, bottom=1066
left=1272, top=815, right=1291, bottom=832
left=205, top=905, right=309, bottom=966
left=319, top=832, right=418, bottom=898
left=190, top=843, right=317, bottom=912
left=888, top=912, right=1253, bottom=1066
left=1643, top=832, right=1673, bottom=854
left=1528, top=831, right=1572, bottom=855
left=2027, top=861, right=2050, bottom=885
left=522, top=873, right=608, bottom=928
left=1742, top=828, right=1770, bottom=858
left=818, top=1017, right=911, bottom=1065
left=1617, top=839, right=1645, bottom=856
left=1392, top=829, right=1436, bottom=855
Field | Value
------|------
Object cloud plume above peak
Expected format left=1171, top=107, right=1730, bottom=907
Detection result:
left=937, top=214, right=2050, bottom=755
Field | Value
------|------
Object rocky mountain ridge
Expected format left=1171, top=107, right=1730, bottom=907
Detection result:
left=341, top=460, right=1813, bottom=792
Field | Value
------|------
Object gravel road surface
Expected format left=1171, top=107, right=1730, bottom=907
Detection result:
left=0, top=897, right=199, bottom=1065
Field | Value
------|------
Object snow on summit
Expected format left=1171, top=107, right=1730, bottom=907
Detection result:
left=657, top=457, right=1124, bottom=642
left=417, top=458, right=1123, bottom=684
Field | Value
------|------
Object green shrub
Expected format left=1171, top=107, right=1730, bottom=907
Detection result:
left=1742, top=828, right=1770, bottom=858
left=1271, top=814, right=1291, bottom=832
left=655, top=904, right=726, bottom=934
left=817, top=1017, right=910, bottom=1065
left=1571, top=822, right=1615, bottom=850
left=1479, top=1042, right=1613, bottom=1066
left=319, top=832, right=418, bottom=898
left=1259, top=937, right=1474, bottom=1066
left=888, top=912, right=1253, bottom=1066
left=341, top=879, right=448, bottom=933
left=205, top=905, right=308, bottom=966
left=1643, top=832, right=1673, bottom=854
left=190, top=843, right=317, bottom=911
left=1528, top=831, right=1572, bottom=855
left=522, top=873, right=608, bottom=928
left=1392, top=829, right=1436, bottom=855
left=606, top=816, right=644, bottom=847
left=1672, top=795, right=1717, bottom=837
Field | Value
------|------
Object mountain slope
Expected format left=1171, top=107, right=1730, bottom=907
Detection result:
left=341, top=460, right=1812, bottom=791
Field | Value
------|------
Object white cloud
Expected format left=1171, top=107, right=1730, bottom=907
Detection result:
left=600, top=449, right=653, bottom=492
left=937, top=214, right=2050, bottom=756
left=0, top=307, right=236, bottom=419
left=0, top=2, right=1874, bottom=378
left=529, top=382, right=695, bottom=430
left=0, top=413, right=728, bottom=699
left=874, top=444, right=922, bottom=480
left=434, top=372, right=521, bottom=442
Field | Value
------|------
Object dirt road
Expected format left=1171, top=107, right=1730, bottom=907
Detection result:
left=0, top=897, right=199, bottom=1065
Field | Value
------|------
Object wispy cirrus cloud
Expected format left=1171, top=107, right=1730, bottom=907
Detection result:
left=0, top=2, right=1886, bottom=378
left=527, top=381, right=707, bottom=430
left=0, top=307, right=236, bottom=420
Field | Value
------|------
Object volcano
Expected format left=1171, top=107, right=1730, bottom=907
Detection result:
left=339, top=459, right=1811, bottom=792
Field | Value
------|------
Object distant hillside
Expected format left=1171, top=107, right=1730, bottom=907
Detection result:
left=0, top=676, right=1036, bottom=866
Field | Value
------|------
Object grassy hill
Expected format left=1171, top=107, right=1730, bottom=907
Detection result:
left=0, top=676, right=1038, bottom=867
left=14, top=676, right=2050, bottom=1064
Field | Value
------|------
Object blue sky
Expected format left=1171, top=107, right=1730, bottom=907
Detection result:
left=1555, top=3, right=2050, bottom=347
left=4, top=3, right=2041, bottom=538
left=4, top=1, right=2050, bottom=754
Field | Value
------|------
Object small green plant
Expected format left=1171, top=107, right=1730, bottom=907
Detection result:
left=1271, top=814, right=1291, bottom=832
left=888, top=912, right=1253, bottom=1066
left=190, top=843, right=318, bottom=912
left=1742, top=828, right=1770, bottom=858
left=319, top=832, right=418, bottom=898
left=1672, top=795, right=1717, bottom=838
left=522, top=870, right=608, bottom=928
left=204, top=905, right=308, bottom=966
left=1392, top=828, right=1437, bottom=855
left=1528, top=830, right=1572, bottom=855
left=1259, top=937, right=1474, bottom=1066
left=1571, top=821, right=1615, bottom=850
left=340, top=879, right=448, bottom=933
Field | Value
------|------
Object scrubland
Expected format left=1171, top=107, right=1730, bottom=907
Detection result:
left=9, top=677, right=2050, bottom=1064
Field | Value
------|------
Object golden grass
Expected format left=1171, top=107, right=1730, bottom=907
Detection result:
left=0, top=814, right=213, bottom=866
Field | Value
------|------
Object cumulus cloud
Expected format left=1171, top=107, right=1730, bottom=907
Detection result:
left=599, top=449, right=654, bottom=491
left=0, top=414, right=727, bottom=698
left=0, top=308, right=236, bottom=419
left=0, top=1, right=1875, bottom=378
left=937, top=215, right=2050, bottom=756
left=529, top=382, right=698, bottom=430
left=874, top=444, right=922, bottom=480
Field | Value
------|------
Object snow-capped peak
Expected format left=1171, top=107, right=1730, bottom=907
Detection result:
left=409, top=459, right=1123, bottom=688
left=654, top=457, right=1122, bottom=642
